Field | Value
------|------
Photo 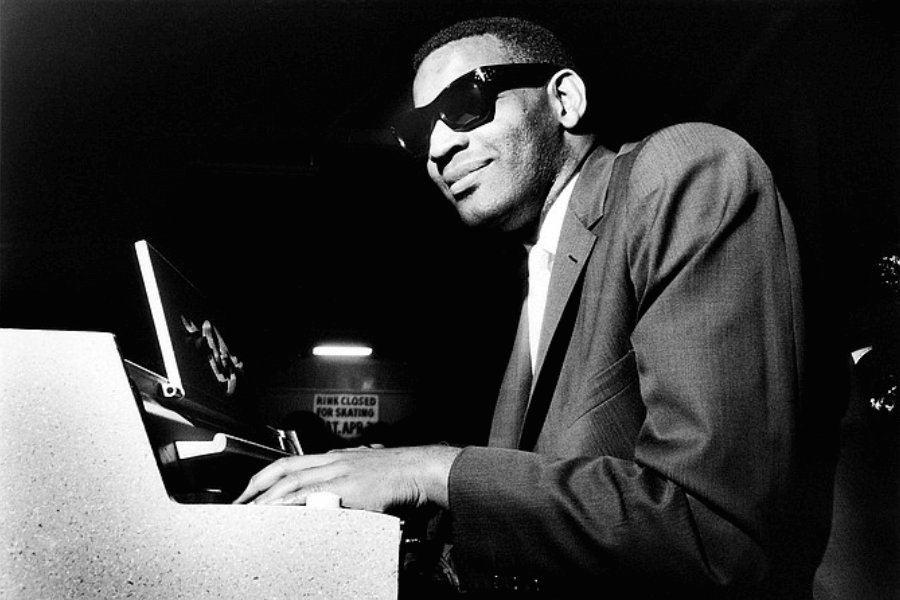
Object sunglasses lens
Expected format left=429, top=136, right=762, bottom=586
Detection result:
left=394, top=79, right=490, bottom=157
left=393, top=111, right=432, bottom=157
left=441, top=80, right=488, bottom=130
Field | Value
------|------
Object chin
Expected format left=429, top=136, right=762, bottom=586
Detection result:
left=455, top=209, right=490, bottom=229
left=457, top=207, right=519, bottom=234
left=452, top=195, right=490, bottom=224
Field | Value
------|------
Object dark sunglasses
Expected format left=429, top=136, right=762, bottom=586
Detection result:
left=392, top=63, right=563, bottom=157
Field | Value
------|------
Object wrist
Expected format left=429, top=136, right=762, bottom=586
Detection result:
left=419, top=444, right=463, bottom=509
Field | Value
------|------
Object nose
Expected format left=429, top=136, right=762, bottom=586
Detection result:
left=428, top=119, right=468, bottom=163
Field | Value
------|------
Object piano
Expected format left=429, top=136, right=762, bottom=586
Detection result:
left=126, top=239, right=302, bottom=504
left=0, top=240, right=402, bottom=599
left=125, top=357, right=299, bottom=504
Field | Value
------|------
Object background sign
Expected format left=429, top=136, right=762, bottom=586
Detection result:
left=313, top=393, right=379, bottom=439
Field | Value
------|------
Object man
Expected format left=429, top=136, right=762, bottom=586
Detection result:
left=236, top=16, right=843, bottom=598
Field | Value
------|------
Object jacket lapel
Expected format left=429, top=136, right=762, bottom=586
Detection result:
left=520, top=146, right=617, bottom=448
left=532, top=213, right=596, bottom=379
left=531, top=145, right=613, bottom=383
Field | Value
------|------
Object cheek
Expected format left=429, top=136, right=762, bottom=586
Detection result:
left=501, top=123, right=553, bottom=187
left=502, top=101, right=554, bottom=160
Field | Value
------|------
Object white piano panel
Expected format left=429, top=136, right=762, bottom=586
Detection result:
left=0, top=329, right=400, bottom=599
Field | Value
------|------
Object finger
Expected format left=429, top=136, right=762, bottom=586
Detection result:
left=249, top=472, right=305, bottom=505
left=249, top=458, right=344, bottom=505
left=232, top=454, right=334, bottom=504
left=250, top=469, right=325, bottom=506
left=232, top=459, right=288, bottom=504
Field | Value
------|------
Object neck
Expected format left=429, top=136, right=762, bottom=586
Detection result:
left=500, top=135, right=598, bottom=248
left=538, top=136, right=596, bottom=228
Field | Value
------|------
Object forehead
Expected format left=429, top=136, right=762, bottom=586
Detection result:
left=412, top=35, right=510, bottom=106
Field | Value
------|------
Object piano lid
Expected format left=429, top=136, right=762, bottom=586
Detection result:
left=133, top=240, right=258, bottom=432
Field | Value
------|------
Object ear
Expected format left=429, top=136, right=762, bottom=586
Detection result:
left=547, top=69, right=587, bottom=130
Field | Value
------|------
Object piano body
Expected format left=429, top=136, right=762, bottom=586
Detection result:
left=0, top=328, right=401, bottom=599
left=1, top=239, right=403, bottom=599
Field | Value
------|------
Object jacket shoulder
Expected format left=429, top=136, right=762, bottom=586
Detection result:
left=635, top=122, right=763, bottom=165
left=626, top=122, right=772, bottom=198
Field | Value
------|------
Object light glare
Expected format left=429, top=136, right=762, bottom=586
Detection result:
left=312, top=345, right=373, bottom=357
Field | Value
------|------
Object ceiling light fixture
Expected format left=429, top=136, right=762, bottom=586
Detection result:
left=312, top=345, right=373, bottom=357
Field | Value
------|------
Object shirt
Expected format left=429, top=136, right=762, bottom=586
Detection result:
left=527, top=173, right=578, bottom=372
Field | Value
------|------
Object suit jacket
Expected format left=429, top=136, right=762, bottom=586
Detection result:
left=445, top=123, right=843, bottom=598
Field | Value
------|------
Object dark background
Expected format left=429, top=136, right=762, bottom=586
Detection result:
left=2, top=0, right=898, bottom=442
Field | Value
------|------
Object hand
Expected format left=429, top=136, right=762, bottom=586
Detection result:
left=232, top=445, right=462, bottom=513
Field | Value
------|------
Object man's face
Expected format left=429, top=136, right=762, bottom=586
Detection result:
left=412, top=35, right=563, bottom=235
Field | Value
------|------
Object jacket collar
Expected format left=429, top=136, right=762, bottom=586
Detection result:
left=568, top=144, right=618, bottom=230
left=530, top=144, right=616, bottom=379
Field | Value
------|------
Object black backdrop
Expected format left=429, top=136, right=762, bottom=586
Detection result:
left=2, top=0, right=898, bottom=443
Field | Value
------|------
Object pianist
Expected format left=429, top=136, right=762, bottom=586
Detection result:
left=235, top=16, right=845, bottom=599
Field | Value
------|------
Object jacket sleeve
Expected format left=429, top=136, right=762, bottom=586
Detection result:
left=445, top=124, right=826, bottom=596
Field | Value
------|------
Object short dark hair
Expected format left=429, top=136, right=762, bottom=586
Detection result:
left=412, top=16, right=576, bottom=73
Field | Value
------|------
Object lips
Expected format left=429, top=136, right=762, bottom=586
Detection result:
left=444, top=160, right=489, bottom=196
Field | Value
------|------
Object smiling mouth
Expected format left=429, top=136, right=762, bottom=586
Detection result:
left=446, top=163, right=488, bottom=198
